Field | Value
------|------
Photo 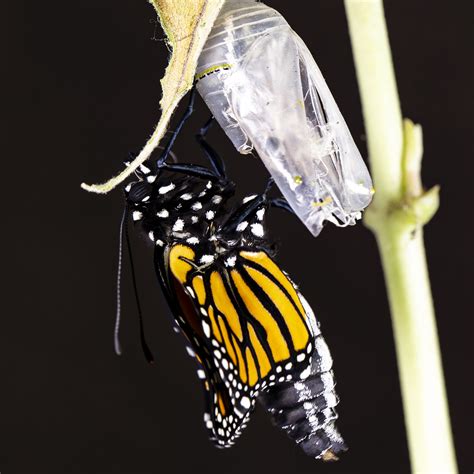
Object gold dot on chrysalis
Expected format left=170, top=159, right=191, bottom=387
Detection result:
left=311, top=197, right=333, bottom=207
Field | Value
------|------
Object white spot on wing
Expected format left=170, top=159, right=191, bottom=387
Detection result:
left=191, top=202, right=202, bottom=211
left=200, top=255, right=214, bottom=264
left=240, top=396, right=251, bottom=409
left=297, top=353, right=306, bottom=362
left=225, top=256, right=237, bottom=267
left=300, top=365, right=311, bottom=380
left=202, top=320, right=211, bottom=338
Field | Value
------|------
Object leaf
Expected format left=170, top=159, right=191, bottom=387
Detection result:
left=81, top=0, right=225, bottom=194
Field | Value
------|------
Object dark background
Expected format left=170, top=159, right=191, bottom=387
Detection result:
left=3, top=1, right=472, bottom=473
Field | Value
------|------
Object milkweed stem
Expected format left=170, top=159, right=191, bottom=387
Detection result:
left=344, top=1, right=457, bottom=472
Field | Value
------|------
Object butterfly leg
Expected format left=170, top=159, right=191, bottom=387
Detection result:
left=263, top=178, right=295, bottom=215
left=158, top=93, right=228, bottom=182
left=221, top=178, right=296, bottom=234
left=157, top=87, right=196, bottom=167
left=161, top=117, right=228, bottom=181
left=196, top=115, right=227, bottom=179
left=221, top=194, right=267, bottom=233
left=270, top=197, right=295, bottom=215
left=160, top=162, right=221, bottom=181
left=220, top=177, right=275, bottom=232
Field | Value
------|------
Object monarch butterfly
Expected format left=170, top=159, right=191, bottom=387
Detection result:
left=196, top=0, right=373, bottom=237
left=120, top=89, right=346, bottom=461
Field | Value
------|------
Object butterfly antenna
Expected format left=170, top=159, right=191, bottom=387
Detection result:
left=124, top=213, right=155, bottom=364
left=114, top=207, right=127, bottom=356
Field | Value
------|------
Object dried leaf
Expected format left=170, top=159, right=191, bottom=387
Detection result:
left=81, top=0, right=225, bottom=194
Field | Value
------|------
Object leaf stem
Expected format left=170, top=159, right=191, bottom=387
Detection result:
left=344, top=1, right=457, bottom=472
left=81, top=0, right=225, bottom=194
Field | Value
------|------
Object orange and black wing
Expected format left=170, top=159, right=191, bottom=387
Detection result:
left=163, top=243, right=317, bottom=447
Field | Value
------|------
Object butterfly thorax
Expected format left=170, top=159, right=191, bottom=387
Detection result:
left=124, top=166, right=273, bottom=260
left=125, top=165, right=236, bottom=244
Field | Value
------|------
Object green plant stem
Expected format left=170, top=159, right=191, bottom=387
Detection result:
left=344, top=1, right=457, bottom=472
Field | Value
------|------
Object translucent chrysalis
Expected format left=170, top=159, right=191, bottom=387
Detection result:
left=196, top=0, right=373, bottom=236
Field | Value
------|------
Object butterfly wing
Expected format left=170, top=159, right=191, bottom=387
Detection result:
left=161, top=242, right=317, bottom=447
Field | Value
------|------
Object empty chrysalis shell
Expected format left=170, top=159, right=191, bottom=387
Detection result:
left=196, top=0, right=373, bottom=236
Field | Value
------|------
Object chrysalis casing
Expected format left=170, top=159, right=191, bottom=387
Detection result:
left=196, top=0, right=373, bottom=236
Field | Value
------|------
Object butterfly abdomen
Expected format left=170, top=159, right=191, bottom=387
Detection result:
left=259, top=333, right=347, bottom=460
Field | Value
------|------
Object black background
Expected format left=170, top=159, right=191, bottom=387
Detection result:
left=3, top=1, right=473, bottom=473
